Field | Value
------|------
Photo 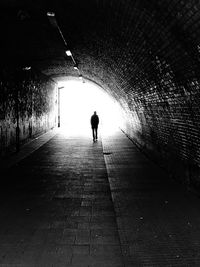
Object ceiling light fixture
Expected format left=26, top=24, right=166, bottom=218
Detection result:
left=73, top=64, right=78, bottom=70
left=23, top=66, right=31, bottom=71
left=65, top=50, right=72, bottom=56
left=47, top=12, right=55, bottom=17
left=47, top=12, right=83, bottom=80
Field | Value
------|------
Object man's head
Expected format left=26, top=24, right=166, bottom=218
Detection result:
left=94, top=111, right=97, bottom=115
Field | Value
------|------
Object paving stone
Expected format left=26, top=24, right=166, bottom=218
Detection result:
left=0, top=131, right=123, bottom=266
left=79, top=206, right=92, bottom=216
left=90, top=244, right=122, bottom=256
left=3, top=128, right=200, bottom=266
left=90, top=221, right=117, bottom=230
left=78, top=222, right=90, bottom=229
left=75, top=230, right=90, bottom=245
left=102, top=130, right=200, bottom=266
left=72, top=245, right=90, bottom=255
left=71, top=254, right=123, bottom=267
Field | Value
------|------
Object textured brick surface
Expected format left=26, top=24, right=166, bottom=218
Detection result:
left=1, top=1, right=200, bottom=190
left=0, top=67, right=57, bottom=157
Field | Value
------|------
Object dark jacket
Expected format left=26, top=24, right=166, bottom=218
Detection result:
left=91, top=114, right=99, bottom=128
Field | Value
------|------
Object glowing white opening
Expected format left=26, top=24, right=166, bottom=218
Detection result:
left=59, top=80, right=125, bottom=137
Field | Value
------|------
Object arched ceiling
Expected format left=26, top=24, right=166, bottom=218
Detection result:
left=1, top=0, right=200, bottom=102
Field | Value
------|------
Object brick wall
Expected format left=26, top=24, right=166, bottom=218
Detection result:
left=72, top=0, right=200, bottom=192
left=1, top=0, right=200, bottom=191
left=0, top=67, right=57, bottom=157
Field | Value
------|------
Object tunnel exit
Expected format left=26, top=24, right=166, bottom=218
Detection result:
left=58, top=80, right=125, bottom=137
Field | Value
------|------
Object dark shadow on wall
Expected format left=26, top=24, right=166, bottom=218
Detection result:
left=0, top=66, right=57, bottom=158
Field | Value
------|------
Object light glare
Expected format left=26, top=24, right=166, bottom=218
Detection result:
left=59, top=80, right=125, bottom=136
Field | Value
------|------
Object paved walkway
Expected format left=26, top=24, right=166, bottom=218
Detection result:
left=0, top=128, right=200, bottom=266
left=102, top=131, right=200, bottom=266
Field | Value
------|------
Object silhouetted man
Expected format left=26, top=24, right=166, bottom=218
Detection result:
left=91, top=111, right=99, bottom=142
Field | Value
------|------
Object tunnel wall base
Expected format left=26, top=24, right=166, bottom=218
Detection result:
left=123, top=125, right=200, bottom=196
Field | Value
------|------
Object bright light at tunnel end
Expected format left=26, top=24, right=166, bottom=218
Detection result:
left=58, top=79, right=125, bottom=137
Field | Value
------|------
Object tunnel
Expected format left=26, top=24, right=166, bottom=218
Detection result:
left=1, top=0, right=200, bottom=266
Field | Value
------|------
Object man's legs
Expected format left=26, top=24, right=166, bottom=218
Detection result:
left=92, top=127, right=98, bottom=141
left=95, top=127, right=98, bottom=140
left=92, top=128, right=95, bottom=141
